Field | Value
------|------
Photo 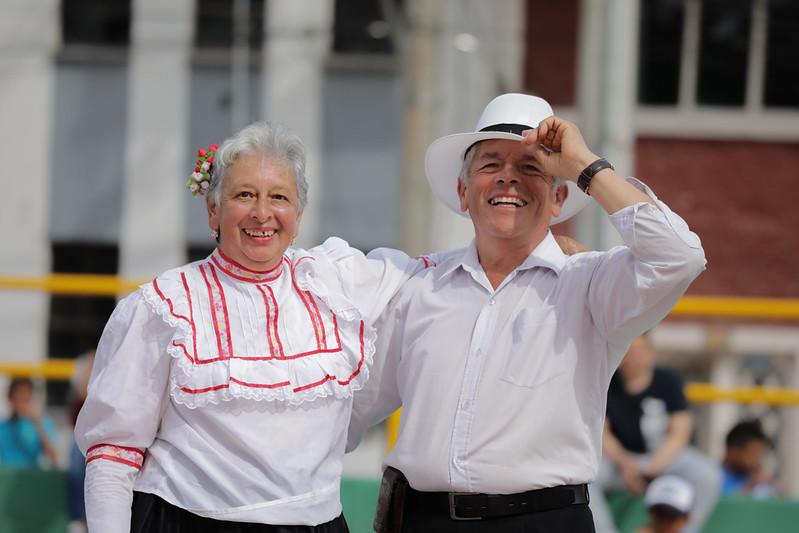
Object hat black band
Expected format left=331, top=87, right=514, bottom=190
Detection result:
left=478, top=123, right=531, bottom=136
left=464, top=123, right=532, bottom=159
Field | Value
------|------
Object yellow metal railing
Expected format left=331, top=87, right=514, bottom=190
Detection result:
left=0, top=274, right=141, bottom=296
left=0, top=359, right=76, bottom=380
left=670, top=296, right=799, bottom=320
left=2, top=274, right=799, bottom=446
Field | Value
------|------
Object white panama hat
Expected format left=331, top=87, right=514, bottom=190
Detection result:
left=424, top=93, right=592, bottom=225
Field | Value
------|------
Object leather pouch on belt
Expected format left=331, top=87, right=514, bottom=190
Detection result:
left=374, top=466, right=408, bottom=533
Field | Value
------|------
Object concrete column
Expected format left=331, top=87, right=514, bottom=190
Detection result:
left=0, top=0, right=58, bottom=363
left=119, top=0, right=194, bottom=278
left=262, top=0, right=333, bottom=248
left=427, top=0, right=526, bottom=252
left=707, top=355, right=740, bottom=461
left=574, top=0, right=609, bottom=249
left=782, top=351, right=799, bottom=497
left=575, top=0, right=639, bottom=250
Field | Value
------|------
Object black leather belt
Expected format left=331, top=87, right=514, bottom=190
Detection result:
left=405, top=483, right=589, bottom=521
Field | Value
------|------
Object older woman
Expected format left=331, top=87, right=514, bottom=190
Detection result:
left=75, top=122, right=438, bottom=532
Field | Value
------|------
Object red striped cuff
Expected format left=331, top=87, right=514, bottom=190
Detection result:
left=86, top=444, right=145, bottom=470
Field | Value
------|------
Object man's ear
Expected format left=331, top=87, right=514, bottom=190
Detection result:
left=457, top=177, right=469, bottom=213
left=550, top=183, right=568, bottom=217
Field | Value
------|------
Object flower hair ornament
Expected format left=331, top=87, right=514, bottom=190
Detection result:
left=187, top=143, right=219, bottom=196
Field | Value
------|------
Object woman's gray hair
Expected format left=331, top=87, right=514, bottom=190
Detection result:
left=460, top=141, right=565, bottom=195
left=207, top=121, right=308, bottom=211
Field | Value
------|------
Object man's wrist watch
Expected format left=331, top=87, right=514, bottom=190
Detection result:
left=577, top=158, right=614, bottom=195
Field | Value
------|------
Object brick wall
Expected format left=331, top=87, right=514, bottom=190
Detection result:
left=636, top=138, right=799, bottom=298
left=524, top=0, right=578, bottom=105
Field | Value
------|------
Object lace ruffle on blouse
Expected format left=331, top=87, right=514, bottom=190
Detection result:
left=140, top=245, right=376, bottom=409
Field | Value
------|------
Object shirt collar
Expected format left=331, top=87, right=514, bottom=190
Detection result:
left=209, top=248, right=285, bottom=283
left=441, top=231, right=567, bottom=279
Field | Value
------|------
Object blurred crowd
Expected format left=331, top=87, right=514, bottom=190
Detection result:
left=0, top=337, right=785, bottom=532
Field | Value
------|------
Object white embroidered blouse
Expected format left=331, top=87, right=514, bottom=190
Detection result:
left=75, top=237, right=434, bottom=532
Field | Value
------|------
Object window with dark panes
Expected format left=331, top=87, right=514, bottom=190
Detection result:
left=61, top=0, right=131, bottom=46
left=638, top=0, right=684, bottom=105
left=333, top=0, right=399, bottom=54
left=764, top=0, right=799, bottom=108
left=195, top=0, right=265, bottom=49
left=47, top=243, right=119, bottom=403
left=697, top=0, right=751, bottom=106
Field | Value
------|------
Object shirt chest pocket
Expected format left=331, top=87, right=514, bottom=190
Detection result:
left=499, top=310, right=566, bottom=389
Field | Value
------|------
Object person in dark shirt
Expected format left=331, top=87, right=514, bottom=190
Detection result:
left=589, top=335, right=720, bottom=533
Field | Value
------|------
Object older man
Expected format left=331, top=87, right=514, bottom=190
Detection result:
left=348, top=93, right=705, bottom=532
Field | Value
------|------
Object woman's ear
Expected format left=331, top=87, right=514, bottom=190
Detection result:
left=207, top=196, right=219, bottom=232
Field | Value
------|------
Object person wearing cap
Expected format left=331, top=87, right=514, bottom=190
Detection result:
left=590, top=334, right=721, bottom=533
left=348, top=93, right=705, bottom=532
left=637, top=475, right=695, bottom=533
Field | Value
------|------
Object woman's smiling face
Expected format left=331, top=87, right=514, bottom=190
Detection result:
left=207, top=153, right=302, bottom=271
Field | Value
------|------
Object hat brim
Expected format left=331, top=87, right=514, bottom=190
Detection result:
left=648, top=503, right=690, bottom=518
left=424, top=131, right=591, bottom=225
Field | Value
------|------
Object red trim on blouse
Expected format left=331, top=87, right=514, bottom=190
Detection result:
left=177, top=316, right=360, bottom=395
left=152, top=279, right=193, bottom=326
left=179, top=383, right=230, bottom=394
left=256, top=285, right=278, bottom=357
left=211, top=249, right=285, bottom=283
left=292, top=276, right=324, bottom=351
left=85, top=444, right=144, bottom=470
left=264, top=285, right=285, bottom=358
left=86, top=455, right=143, bottom=469
left=230, top=376, right=292, bottom=389
left=181, top=273, right=198, bottom=358
left=337, top=320, right=365, bottom=385
left=209, top=264, right=235, bottom=357
left=199, top=264, right=225, bottom=360
left=86, top=444, right=144, bottom=456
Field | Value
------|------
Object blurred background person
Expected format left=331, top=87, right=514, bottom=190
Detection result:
left=67, top=349, right=94, bottom=533
left=0, top=377, right=59, bottom=468
left=636, top=475, right=694, bottom=533
left=590, top=334, right=720, bottom=533
left=721, top=418, right=775, bottom=498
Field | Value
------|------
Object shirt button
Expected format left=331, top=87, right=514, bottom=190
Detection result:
left=462, top=400, right=472, bottom=410
left=489, top=298, right=496, bottom=306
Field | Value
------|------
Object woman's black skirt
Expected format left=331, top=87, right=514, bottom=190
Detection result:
left=131, top=492, right=350, bottom=533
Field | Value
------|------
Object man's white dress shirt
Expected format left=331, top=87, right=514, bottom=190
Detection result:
left=76, top=238, right=432, bottom=532
left=348, top=179, right=705, bottom=495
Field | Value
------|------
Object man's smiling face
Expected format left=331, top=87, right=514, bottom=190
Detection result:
left=458, top=139, right=566, bottom=248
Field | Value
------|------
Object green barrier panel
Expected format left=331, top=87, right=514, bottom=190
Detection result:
left=2, top=470, right=797, bottom=533
left=341, top=478, right=380, bottom=533
left=0, top=467, right=68, bottom=533
left=607, top=491, right=799, bottom=533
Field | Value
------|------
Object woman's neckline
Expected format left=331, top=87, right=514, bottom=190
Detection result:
left=209, top=248, right=285, bottom=283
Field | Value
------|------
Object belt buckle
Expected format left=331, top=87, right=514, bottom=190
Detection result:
left=448, top=492, right=482, bottom=521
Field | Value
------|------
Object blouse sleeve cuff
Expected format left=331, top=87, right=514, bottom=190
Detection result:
left=86, top=444, right=145, bottom=470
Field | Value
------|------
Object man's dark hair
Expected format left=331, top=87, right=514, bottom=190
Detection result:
left=725, top=419, right=770, bottom=448
left=7, top=377, right=34, bottom=399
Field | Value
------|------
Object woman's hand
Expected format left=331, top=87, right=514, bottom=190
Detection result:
left=554, top=235, right=589, bottom=255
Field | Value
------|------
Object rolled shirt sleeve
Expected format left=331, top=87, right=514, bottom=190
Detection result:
left=588, top=178, right=706, bottom=350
